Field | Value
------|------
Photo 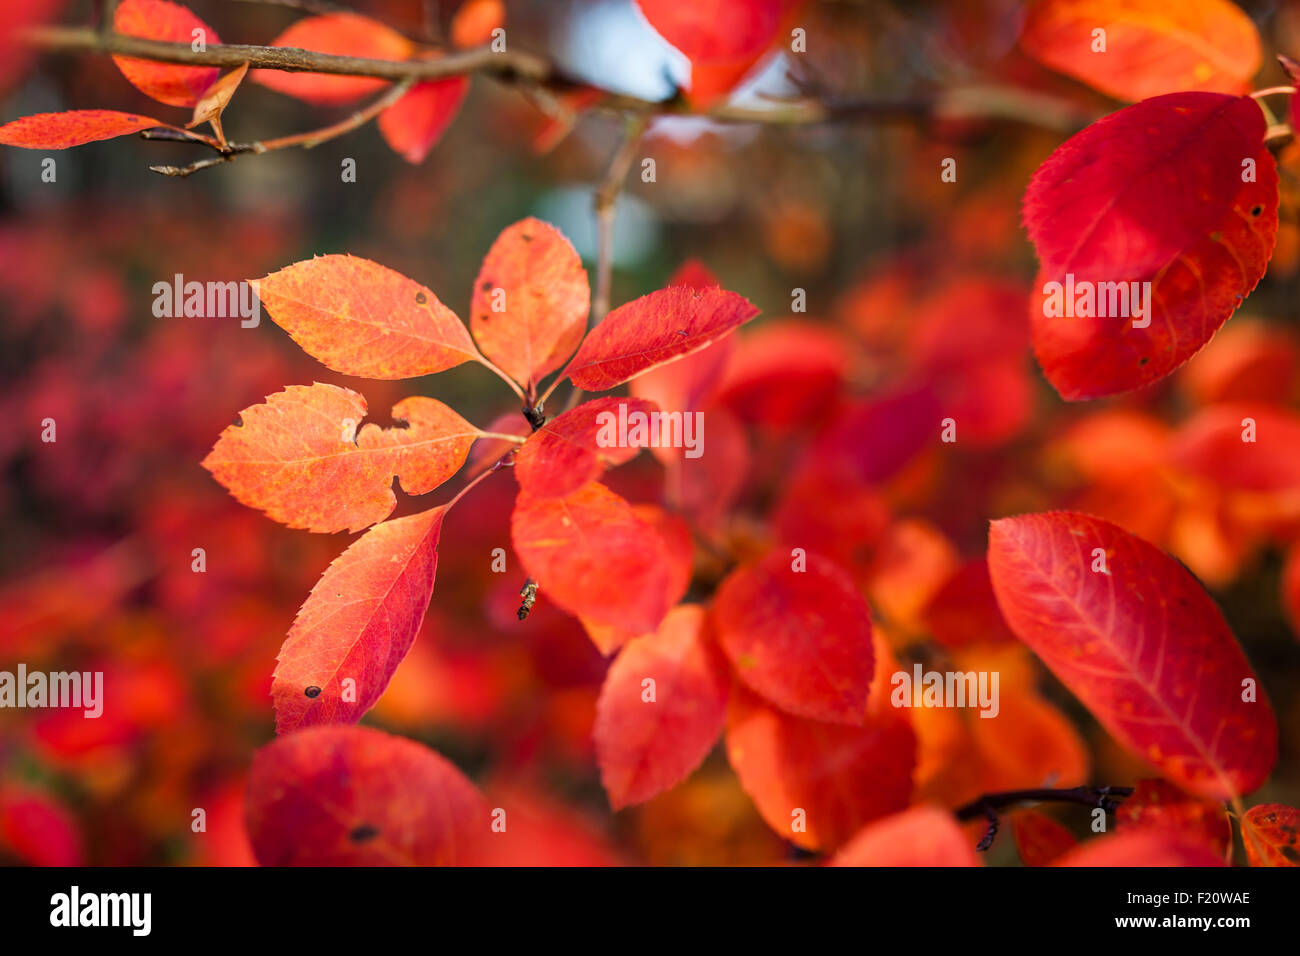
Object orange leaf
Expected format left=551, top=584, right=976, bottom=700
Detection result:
left=594, top=605, right=730, bottom=809
left=515, top=396, right=656, bottom=500
left=187, top=62, right=249, bottom=143
left=0, top=110, right=175, bottom=149
left=566, top=286, right=759, bottom=391
left=202, top=383, right=478, bottom=533
left=1240, top=803, right=1300, bottom=866
left=378, top=76, right=468, bottom=164
left=112, top=0, right=221, bottom=108
left=272, top=505, right=445, bottom=733
left=713, top=550, right=875, bottom=725
left=725, top=680, right=915, bottom=852
left=968, top=686, right=1090, bottom=792
left=245, top=725, right=484, bottom=865
left=830, top=806, right=979, bottom=866
left=1020, top=0, right=1261, bottom=101
left=511, top=481, right=672, bottom=633
left=451, top=0, right=505, bottom=50
left=988, top=511, right=1277, bottom=800
left=252, top=255, right=480, bottom=379
left=252, top=13, right=415, bottom=106
left=1054, top=830, right=1227, bottom=866
left=1116, top=778, right=1232, bottom=860
left=469, top=218, right=591, bottom=388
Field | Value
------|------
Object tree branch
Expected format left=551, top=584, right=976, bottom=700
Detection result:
left=955, top=785, right=1135, bottom=852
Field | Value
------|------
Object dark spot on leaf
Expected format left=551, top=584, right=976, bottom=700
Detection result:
left=304, top=685, right=322, bottom=698
left=676, top=329, right=688, bottom=336
left=415, top=292, right=427, bottom=305
left=232, top=413, right=243, bottom=427
left=480, top=281, right=493, bottom=292
left=350, top=824, right=379, bottom=843
left=1283, top=844, right=1300, bottom=862
left=1138, top=357, right=1149, bottom=366
left=1251, top=205, right=1263, bottom=217
left=520, top=233, right=533, bottom=242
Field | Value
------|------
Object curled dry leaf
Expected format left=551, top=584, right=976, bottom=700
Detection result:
left=272, top=506, right=446, bottom=734
left=245, top=725, right=484, bottom=865
left=252, top=255, right=481, bottom=379
left=202, top=383, right=478, bottom=533
left=187, top=63, right=250, bottom=145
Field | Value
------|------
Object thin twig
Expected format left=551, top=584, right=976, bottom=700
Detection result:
left=955, top=785, right=1135, bottom=852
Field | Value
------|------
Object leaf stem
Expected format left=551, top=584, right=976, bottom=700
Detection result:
left=954, top=785, right=1134, bottom=852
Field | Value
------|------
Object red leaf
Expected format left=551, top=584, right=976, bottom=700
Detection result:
left=378, top=75, right=469, bottom=164
left=252, top=14, right=415, bottom=106
left=1054, top=830, right=1227, bottom=866
left=469, top=218, right=591, bottom=388
left=594, top=605, right=730, bottom=809
left=1169, top=403, right=1300, bottom=493
left=1240, top=803, right=1300, bottom=866
left=1010, top=810, right=1076, bottom=867
left=515, top=396, right=657, bottom=500
left=203, top=383, right=479, bottom=533
left=714, top=321, right=848, bottom=428
left=112, top=0, right=221, bottom=107
left=0, top=786, right=84, bottom=866
left=511, top=481, right=672, bottom=633
left=713, top=550, right=875, bottom=725
left=830, top=806, right=979, bottom=866
left=924, top=558, right=1018, bottom=648
left=725, top=677, right=915, bottom=852
left=1024, top=93, right=1277, bottom=400
left=1116, top=778, right=1232, bottom=860
left=0, top=110, right=174, bottom=149
left=245, top=725, right=484, bottom=865
left=987, top=511, right=1277, bottom=800
left=272, top=506, right=445, bottom=733
left=661, top=406, right=749, bottom=531
left=252, top=255, right=480, bottom=379
left=566, top=286, right=759, bottom=391
left=1020, top=0, right=1261, bottom=101
left=580, top=504, right=694, bottom=655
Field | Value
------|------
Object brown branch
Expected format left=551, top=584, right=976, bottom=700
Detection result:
left=955, top=785, right=1135, bottom=852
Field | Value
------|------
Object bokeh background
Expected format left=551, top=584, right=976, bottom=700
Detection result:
left=1, top=0, right=1299, bottom=865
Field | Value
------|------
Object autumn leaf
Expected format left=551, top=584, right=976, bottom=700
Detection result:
left=987, top=511, right=1277, bottom=800
left=725, top=678, right=915, bottom=852
left=1054, top=829, right=1227, bottom=866
left=1010, top=810, right=1076, bottom=867
left=468, top=218, right=591, bottom=388
left=1169, top=402, right=1300, bottom=493
left=202, top=383, right=479, bottom=533
left=252, top=255, right=482, bottom=379
left=245, top=725, right=484, bottom=865
left=252, top=13, right=415, bottom=106
left=451, top=0, right=506, bottom=49
left=514, top=396, right=657, bottom=499
left=1024, top=93, right=1277, bottom=400
left=1240, top=803, right=1300, bottom=866
left=1020, top=0, right=1262, bottom=101
left=566, top=286, right=759, bottom=391
left=830, top=806, right=979, bottom=866
left=1116, top=778, right=1232, bottom=860
left=968, top=685, right=1090, bottom=792
left=112, top=0, right=221, bottom=108
left=712, top=550, right=875, bottom=725
left=923, top=558, right=1018, bottom=648
left=511, top=481, right=673, bottom=634
left=187, top=63, right=249, bottom=146
left=594, top=605, right=730, bottom=809
left=378, top=76, right=469, bottom=164
left=0, top=110, right=176, bottom=149
left=272, top=505, right=445, bottom=734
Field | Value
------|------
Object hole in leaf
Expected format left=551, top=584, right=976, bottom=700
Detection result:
left=415, top=292, right=427, bottom=305
left=304, top=685, right=322, bottom=698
